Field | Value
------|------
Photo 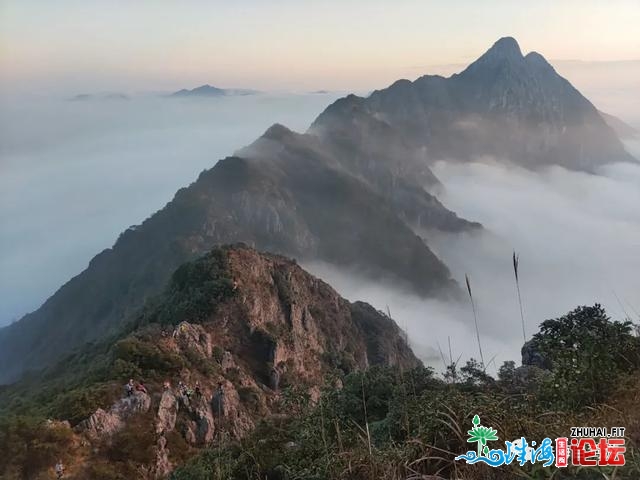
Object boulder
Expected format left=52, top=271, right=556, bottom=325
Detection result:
left=221, top=350, right=236, bottom=371
left=156, top=390, right=179, bottom=434
left=78, top=391, right=151, bottom=440
left=180, top=396, right=215, bottom=445
left=174, top=322, right=213, bottom=358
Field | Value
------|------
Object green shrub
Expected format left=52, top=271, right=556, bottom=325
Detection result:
left=212, top=345, right=225, bottom=364
left=0, top=416, right=74, bottom=479
left=531, top=304, right=639, bottom=408
left=47, top=384, right=115, bottom=426
left=114, top=337, right=185, bottom=378
left=106, top=412, right=156, bottom=465
left=153, top=249, right=235, bottom=325
left=238, top=386, right=262, bottom=413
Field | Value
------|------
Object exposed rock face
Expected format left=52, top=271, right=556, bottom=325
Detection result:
left=173, top=321, right=213, bottom=358
left=176, top=395, right=216, bottom=445
left=78, top=408, right=122, bottom=440
left=4, top=246, right=420, bottom=479
left=153, top=436, right=172, bottom=479
left=217, top=246, right=421, bottom=381
left=220, top=350, right=236, bottom=372
left=78, top=391, right=151, bottom=439
left=156, top=390, right=179, bottom=435
left=149, top=245, right=417, bottom=441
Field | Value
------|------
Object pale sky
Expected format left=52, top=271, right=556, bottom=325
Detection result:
left=1, top=0, right=639, bottom=94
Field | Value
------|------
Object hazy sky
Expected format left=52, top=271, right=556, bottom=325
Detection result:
left=1, top=0, right=639, bottom=94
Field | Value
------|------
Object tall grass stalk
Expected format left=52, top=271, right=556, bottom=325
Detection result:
left=513, top=251, right=526, bottom=343
left=361, top=374, right=373, bottom=458
left=436, top=341, right=448, bottom=372
left=465, top=274, right=485, bottom=368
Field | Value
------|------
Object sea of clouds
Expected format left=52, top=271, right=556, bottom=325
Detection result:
left=1, top=68, right=638, bottom=375
left=307, top=150, right=640, bottom=373
left=0, top=92, right=344, bottom=326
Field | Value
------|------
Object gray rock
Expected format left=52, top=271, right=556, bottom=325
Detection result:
left=78, top=391, right=151, bottom=440
left=156, top=390, right=179, bottom=434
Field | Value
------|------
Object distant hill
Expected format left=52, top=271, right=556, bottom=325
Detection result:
left=171, top=84, right=260, bottom=97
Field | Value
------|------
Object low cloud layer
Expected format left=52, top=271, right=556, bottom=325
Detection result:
left=2, top=89, right=638, bottom=377
left=0, top=93, right=343, bottom=326
left=306, top=151, right=640, bottom=373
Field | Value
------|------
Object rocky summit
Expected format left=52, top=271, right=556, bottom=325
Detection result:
left=0, top=245, right=418, bottom=478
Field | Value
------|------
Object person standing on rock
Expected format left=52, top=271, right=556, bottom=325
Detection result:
left=136, top=380, right=148, bottom=394
left=55, top=460, right=65, bottom=479
left=125, top=379, right=134, bottom=397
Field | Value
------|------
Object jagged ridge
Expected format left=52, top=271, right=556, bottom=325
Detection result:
left=0, top=245, right=419, bottom=478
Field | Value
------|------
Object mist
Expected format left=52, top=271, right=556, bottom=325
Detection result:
left=0, top=92, right=344, bottom=326
left=2, top=61, right=638, bottom=374
left=305, top=148, right=640, bottom=373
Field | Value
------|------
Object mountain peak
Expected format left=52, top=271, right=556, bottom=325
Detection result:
left=524, top=51, right=553, bottom=70
left=262, top=123, right=294, bottom=141
left=172, top=84, right=225, bottom=97
left=459, top=37, right=524, bottom=77
left=488, top=36, right=522, bottom=58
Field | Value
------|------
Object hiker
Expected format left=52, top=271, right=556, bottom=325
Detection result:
left=185, top=385, right=194, bottom=399
left=125, top=379, right=134, bottom=397
left=55, top=460, right=65, bottom=479
left=173, top=322, right=187, bottom=339
left=136, top=380, right=148, bottom=394
left=178, top=381, right=187, bottom=397
left=195, top=381, right=202, bottom=398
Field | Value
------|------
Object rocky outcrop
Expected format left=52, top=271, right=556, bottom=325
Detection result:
left=1, top=246, right=421, bottom=479
left=175, top=394, right=216, bottom=445
left=220, top=246, right=420, bottom=381
left=173, top=322, right=213, bottom=359
left=153, top=436, right=172, bottom=479
left=220, top=350, right=236, bottom=372
left=78, top=391, right=151, bottom=440
left=156, top=390, right=179, bottom=435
